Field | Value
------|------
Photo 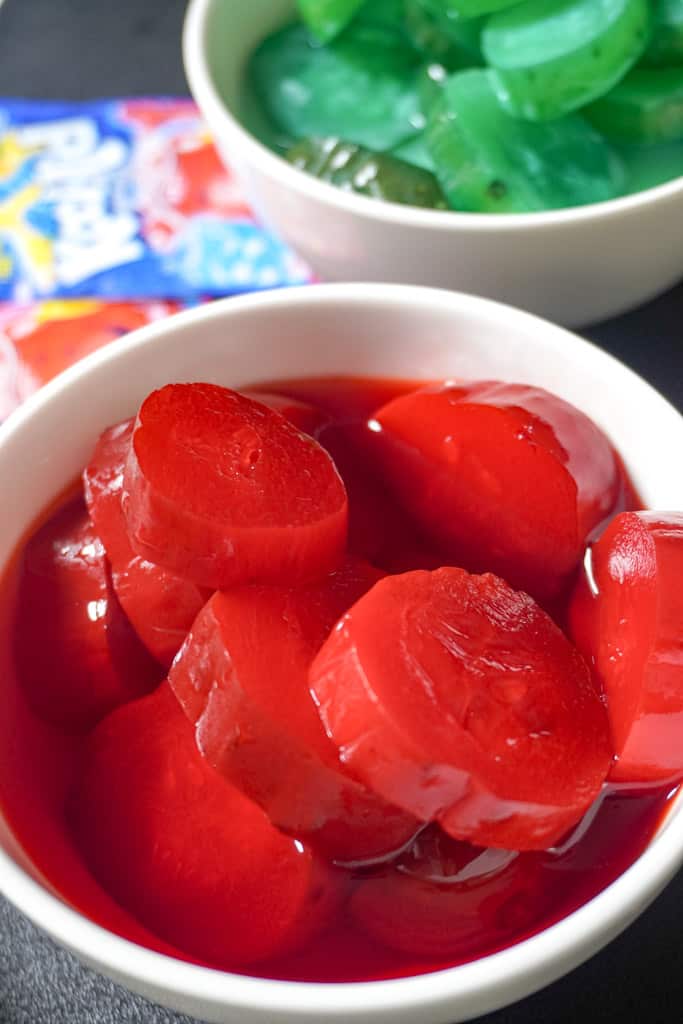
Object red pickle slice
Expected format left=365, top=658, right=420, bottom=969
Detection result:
left=69, top=684, right=345, bottom=966
left=84, top=419, right=210, bottom=668
left=13, top=500, right=162, bottom=732
left=122, top=383, right=348, bottom=589
left=369, top=380, right=623, bottom=603
left=569, top=511, right=683, bottom=784
left=309, top=567, right=612, bottom=851
left=168, top=560, right=420, bottom=864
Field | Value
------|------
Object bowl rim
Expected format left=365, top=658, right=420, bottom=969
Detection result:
left=2, top=283, right=683, bottom=1019
left=183, top=0, right=683, bottom=234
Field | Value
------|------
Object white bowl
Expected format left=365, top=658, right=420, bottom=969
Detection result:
left=182, top=0, right=683, bottom=329
left=1, top=284, right=683, bottom=1024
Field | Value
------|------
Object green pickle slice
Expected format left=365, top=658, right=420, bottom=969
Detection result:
left=586, top=67, right=683, bottom=143
left=286, top=137, right=448, bottom=207
left=296, top=0, right=366, bottom=43
left=643, top=0, right=683, bottom=67
left=248, top=22, right=423, bottom=151
left=483, top=0, right=652, bottom=121
left=426, top=68, right=625, bottom=211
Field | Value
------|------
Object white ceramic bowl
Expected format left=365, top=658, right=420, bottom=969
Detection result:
left=1, top=284, right=683, bottom=1024
left=182, top=0, right=683, bottom=329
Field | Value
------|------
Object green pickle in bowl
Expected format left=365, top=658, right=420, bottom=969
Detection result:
left=482, top=0, right=651, bottom=122
left=425, top=68, right=624, bottom=211
left=243, top=0, right=683, bottom=214
left=249, top=19, right=424, bottom=153
left=286, top=137, right=448, bottom=207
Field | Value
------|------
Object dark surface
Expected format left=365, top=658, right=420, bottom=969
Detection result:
left=0, top=0, right=682, bottom=1022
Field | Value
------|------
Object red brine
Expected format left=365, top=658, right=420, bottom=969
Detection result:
left=0, top=374, right=677, bottom=984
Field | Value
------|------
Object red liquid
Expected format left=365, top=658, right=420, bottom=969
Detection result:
left=0, top=376, right=674, bottom=982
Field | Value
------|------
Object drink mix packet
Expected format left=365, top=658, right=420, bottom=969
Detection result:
left=0, top=98, right=311, bottom=301
left=0, top=299, right=179, bottom=419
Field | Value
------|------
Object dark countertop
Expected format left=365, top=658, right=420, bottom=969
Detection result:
left=0, top=1, right=682, bottom=1021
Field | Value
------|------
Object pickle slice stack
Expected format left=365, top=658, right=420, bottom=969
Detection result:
left=245, top=0, right=682, bottom=211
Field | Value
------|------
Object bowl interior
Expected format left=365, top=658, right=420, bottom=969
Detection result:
left=2, top=285, right=683, bottom=1022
